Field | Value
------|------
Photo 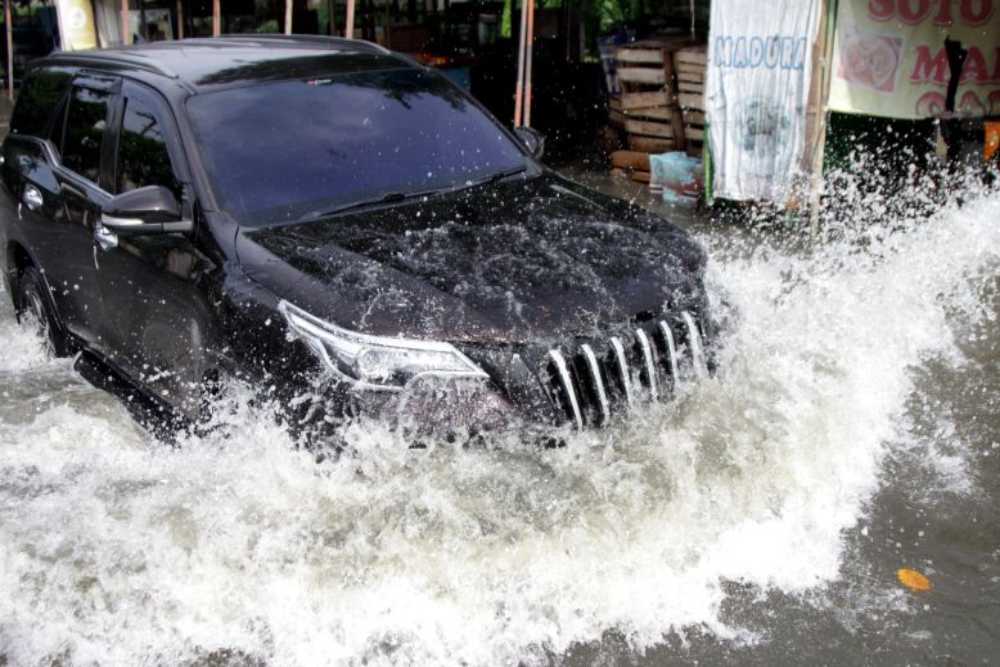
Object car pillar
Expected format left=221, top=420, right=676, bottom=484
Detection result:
left=3, top=0, right=11, bottom=100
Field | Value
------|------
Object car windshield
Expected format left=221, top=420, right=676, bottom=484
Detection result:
left=186, top=68, right=529, bottom=226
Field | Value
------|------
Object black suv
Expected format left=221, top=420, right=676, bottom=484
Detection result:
left=1, top=36, right=711, bottom=441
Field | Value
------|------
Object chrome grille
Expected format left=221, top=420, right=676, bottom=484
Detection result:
left=543, top=311, right=707, bottom=429
left=635, top=328, right=658, bottom=401
left=580, top=344, right=610, bottom=425
left=609, top=336, right=633, bottom=407
left=547, top=349, right=583, bottom=430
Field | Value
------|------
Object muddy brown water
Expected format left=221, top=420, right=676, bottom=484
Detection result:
left=0, top=172, right=998, bottom=666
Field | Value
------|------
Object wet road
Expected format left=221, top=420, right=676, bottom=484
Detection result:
left=0, top=175, right=998, bottom=665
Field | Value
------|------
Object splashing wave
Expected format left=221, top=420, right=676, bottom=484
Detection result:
left=0, top=178, right=998, bottom=665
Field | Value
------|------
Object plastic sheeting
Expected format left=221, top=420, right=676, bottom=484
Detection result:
left=706, top=0, right=822, bottom=204
left=649, top=151, right=702, bottom=205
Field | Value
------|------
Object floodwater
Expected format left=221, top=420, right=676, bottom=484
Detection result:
left=0, top=169, right=998, bottom=666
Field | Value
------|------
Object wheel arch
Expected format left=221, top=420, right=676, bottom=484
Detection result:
left=6, top=241, right=72, bottom=351
left=5, top=241, right=36, bottom=307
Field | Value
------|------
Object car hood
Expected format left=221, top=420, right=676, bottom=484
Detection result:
left=235, top=173, right=707, bottom=344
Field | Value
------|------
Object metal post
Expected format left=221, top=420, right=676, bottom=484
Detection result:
left=4, top=0, right=12, bottom=100
left=523, top=0, right=534, bottom=127
left=513, top=0, right=528, bottom=127
left=176, top=0, right=184, bottom=38
left=284, top=0, right=292, bottom=34
left=345, top=0, right=354, bottom=37
left=212, top=0, right=220, bottom=36
left=121, top=0, right=131, bottom=44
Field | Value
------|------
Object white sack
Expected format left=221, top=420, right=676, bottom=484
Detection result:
left=706, top=0, right=823, bottom=204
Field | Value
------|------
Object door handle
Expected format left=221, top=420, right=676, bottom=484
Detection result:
left=94, top=223, right=118, bottom=251
left=22, top=185, right=43, bottom=211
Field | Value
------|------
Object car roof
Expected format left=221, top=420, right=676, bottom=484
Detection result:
left=36, top=35, right=414, bottom=93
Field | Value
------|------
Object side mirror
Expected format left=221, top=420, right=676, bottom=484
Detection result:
left=100, top=185, right=191, bottom=235
left=514, top=126, right=545, bottom=160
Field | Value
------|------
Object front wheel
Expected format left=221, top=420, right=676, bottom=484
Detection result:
left=15, top=266, right=71, bottom=358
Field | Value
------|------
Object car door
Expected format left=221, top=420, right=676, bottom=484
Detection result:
left=96, top=79, right=218, bottom=413
left=4, top=71, right=116, bottom=346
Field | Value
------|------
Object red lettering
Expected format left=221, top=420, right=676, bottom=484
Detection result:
left=899, top=0, right=931, bottom=22
left=915, top=91, right=946, bottom=116
left=934, top=0, right=954, bottom=24
left=865, top=0, right=992, bottom=23
left=960, top=0, right=994, bottom=24
left=911, top=46, right=950, bottom=83
left=869, top=0, right=895, bottom=20
left=962, top=46, right=989, bottom=82
left=958, top=90, right=987, bottom=115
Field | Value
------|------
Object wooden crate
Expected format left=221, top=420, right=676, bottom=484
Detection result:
left=611, top=149, right=649, bottom=183
left=608, top=94, right=624, bottom=128
left=673, top=45, right=707, bottom=156
left=606, top=37, right=697, bottom=176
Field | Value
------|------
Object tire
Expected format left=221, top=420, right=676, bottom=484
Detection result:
left=14, top=266, right=71, bottom=358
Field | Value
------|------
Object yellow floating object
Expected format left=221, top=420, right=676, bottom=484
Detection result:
left=985, top=121, right=999, bottom=162
left=898, top=568, right=932, bottom=592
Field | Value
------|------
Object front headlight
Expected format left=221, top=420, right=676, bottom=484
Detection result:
left=278, top=300, right=488, bottom=391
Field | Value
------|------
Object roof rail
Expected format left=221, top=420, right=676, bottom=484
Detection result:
left=43, top=51, right=179, bottom=79
left=215, top=33, right=390, bottom=54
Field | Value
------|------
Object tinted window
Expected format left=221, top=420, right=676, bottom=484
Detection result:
left=9, top=67, right=72, bottom=139
left=62, top=86, right=110, bottom=182
left=116, top=94, right=180, bottom=198
left=186, top=68, right=527, bottom=226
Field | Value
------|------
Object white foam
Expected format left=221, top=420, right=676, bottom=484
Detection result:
left=0, top=189, right=997, bottom=665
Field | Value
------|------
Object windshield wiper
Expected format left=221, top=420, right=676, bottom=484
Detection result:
left=298, top=166, right=529, bottom=222
left=302, top=191, right=414, bottom=221
left=453, top=165, right=527, bottom=193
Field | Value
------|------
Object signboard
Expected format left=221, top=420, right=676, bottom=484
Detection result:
left=54, top=0, right=98, bottom=50
left=829, top=0, right=1000, bottom=119
left=706, top=0, right=823, bottom=203
left=129, top=8, right=175, bottom=43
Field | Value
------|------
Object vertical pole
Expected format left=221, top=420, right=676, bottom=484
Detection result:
left=176, top=0, right=184, bottom=38
left=809, top=0, right=837, bottom=238
left=284, top=0, right=293, bottom=34
left=513, top=0, right=528, bottom=126
left=689, top=0, right=695, bottom=39
left=139, top=0, right=147, bottom=40
left=121, top=0, right=131, bottom=44
left=345, top=0, right=354, bottom=37
left=4, top=0, right=12, bottom=101
left=212, top=0, right=220, bottom=36
left=328, top=0, right=335, bottom=34
left=523, top=0, right=534, bottom=127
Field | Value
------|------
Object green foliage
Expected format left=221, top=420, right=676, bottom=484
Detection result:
left=256, top=19, right=280, bottom=33
left=500, top=0, right=655, bottom=52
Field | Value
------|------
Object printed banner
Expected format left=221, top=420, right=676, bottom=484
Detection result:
left=706, top=0, right=823, bottom=203
left=829, top=0, right=1000, bottom=119
left=54, top=0, right=98, bottom=50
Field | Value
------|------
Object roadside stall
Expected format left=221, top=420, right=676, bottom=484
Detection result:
left=602, top=0, right=998, bottom=210
left=703, top=0, right=999, bottom=208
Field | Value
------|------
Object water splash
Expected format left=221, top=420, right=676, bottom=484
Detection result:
left=0, top=175, right=998, bottom=665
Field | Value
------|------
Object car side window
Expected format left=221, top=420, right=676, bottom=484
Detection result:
left=61, top=85, right=111, bottom=183
left=9, top=67, right=73, bottom=140
left=116, top=93, right=181, bottom=199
